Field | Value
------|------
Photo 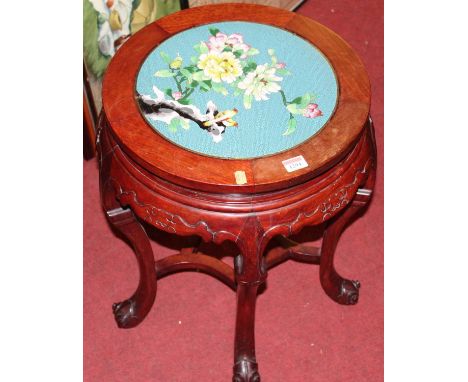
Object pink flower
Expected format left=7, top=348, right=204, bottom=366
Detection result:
left=303, top=103, right=323, bottom=119
left=207, top=32, right=250, bottom=58
left=276, top=62, right=286, bottom=69
left=172, top=91, right=182, bottom=100
left=208, top=33, right=228, bottom=52
left=228, top=33, right=243, bottom=42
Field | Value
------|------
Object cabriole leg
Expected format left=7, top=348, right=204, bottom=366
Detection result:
left=99, top=127, right=158, bottom=329
left=320, top=186, right=374, bottom=305
left=105, top=207, right=157, bottom=328
left=319, top=201, right=365, bottom=305
left=320, top=123, right=376, bottom=306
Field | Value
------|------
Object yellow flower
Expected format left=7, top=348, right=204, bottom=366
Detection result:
left=197, top=51, right=242, bottom=83
left=170, top=55, right=183, bottom=69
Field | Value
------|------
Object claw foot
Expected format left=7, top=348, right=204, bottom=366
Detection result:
left=233, top=360, right=260, bottom=382
left=337, top=279, right=361, bottom=305
left=112, top=298, right=139, bottom=328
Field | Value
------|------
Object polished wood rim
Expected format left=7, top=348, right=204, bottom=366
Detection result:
left=102, top=3, right=370, bottom=193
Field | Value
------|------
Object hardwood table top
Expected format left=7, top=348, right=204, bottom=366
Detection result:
left=102, top=3, right=370, bottom=193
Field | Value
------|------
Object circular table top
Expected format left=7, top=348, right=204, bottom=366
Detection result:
left=102, top=4, right=370, bottom=193
left=136, top=21, right=338, bottom=159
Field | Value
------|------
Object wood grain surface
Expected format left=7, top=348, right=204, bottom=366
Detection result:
left=102, top=3, right=370, bottom=193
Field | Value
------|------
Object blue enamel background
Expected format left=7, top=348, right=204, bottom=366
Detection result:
left=136, top=21, right=338, bottom=159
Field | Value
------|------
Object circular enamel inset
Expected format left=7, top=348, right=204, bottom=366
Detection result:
left=136, top=21, right=338, bottom=159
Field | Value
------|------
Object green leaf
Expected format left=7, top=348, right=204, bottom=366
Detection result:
left=199, top=41, right=209, bottom=54
left=283, top=117, right=297, bottom=136
left=180, top=118, right=190, bottom=130
left=212, top=83, right=228, bottom=96
left=164, top=88, right=173, bottom=98
left=290, top=96, right=302, bottom=105
left=233, top=50, right=243, bottom=58
left=192, top=70, right=207, bottom=81
left=200, top=81, right=211, bottom=91
left=268, top=49, right=277, bottom=65
left=243, top=94, right=253, bottom=109
left=186, top=65, right=198, bottom=73
left=180, top=68, right=192, bottom=83
left=246, top=48, right=259, bottom=56
left=244, top=61, right=257, bottom=73
left=160, top=51, right=171, bottom=64
left=178, top=98, right=191, bottom=105
left=276, top=68, right=291, bottom=76
left=180, top=68, right=192, bottom=82
left=97, top=13, right=107, bottom=24
left=286, top=103, right=305, bottom=115
left=180, top=68, right=191, bottom=78
left=298, top=93, right=312, bottom=109
left=168, top=118, right=179, bottom=132
left=154, top=69, right=175, bottom=77
left=233, top=88, right=242, bottom=97
left=191, top=56, right=198, bottom=64
left=209, top=27, right=220, bottom=36
left=193, top=42, right=208, bottom=54
left=189, top=80, right=199, bottom=88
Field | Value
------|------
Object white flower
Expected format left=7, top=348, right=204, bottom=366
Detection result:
left=97, top=21, right=115, bottom=56
left=197, top=51, right=243, bottom=83
left=90, top=0, right=133, bottom=56
left=237, top=65, right=283, bottom=106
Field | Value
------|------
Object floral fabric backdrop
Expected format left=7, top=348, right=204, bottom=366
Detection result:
left=83, top=0, right=181, bottom=112
left=188, top=0, right=304, bottom=10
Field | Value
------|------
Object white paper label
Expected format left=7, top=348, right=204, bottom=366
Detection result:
left=282, top=155, right=309, bottom=173
left=234, top=170, right=247, bottom=184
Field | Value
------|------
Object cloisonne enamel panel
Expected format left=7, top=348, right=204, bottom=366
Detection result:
left=136, top=21, right=338, bottom=159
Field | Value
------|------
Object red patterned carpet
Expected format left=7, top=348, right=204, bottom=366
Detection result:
left=84, top=1, right=383, bottom=380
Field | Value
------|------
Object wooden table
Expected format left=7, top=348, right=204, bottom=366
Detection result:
left=97, top=4, right=376, bottom=381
